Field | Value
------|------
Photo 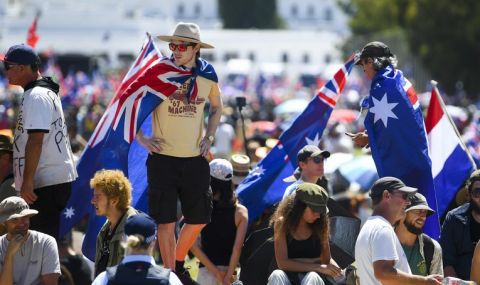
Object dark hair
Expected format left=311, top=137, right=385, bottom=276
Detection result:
left=371, top=55, right=398, bottom=71
left=210, top=176, right=236, bottom=207
left=30, top=57, right=41, bottom=72
left=270, top=194, right=329, bottom=242
left=466, top=169, right=480, bottom=193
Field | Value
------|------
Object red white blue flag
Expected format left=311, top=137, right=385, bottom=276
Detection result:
left=237, top=56, right=356, bottom=221
left=59, top=35, right=217, bottom=260
left=426, top=82, right=475, bottom=218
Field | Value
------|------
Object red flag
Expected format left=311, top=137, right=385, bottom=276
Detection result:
left=26, top=15, right=39, bottom=48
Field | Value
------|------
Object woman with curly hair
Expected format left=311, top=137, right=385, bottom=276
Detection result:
left=268, top=182, right=341, bottom=285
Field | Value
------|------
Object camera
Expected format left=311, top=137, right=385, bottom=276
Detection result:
left=236, top=96, right=247, bottom=108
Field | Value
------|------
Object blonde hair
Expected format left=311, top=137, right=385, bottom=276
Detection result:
left=124, top=234, right=150, bottom=255
left=90, top=169, right=132, bottom=210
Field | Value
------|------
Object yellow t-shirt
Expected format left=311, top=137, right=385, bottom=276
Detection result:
left=152, top=76, right=220, bottom=157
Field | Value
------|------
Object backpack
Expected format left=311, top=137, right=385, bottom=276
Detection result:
left=421, top=234, right=434, bottom=274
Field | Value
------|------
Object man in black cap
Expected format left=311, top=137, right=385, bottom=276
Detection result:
left=1, top=44, right=77, bottom=240
left=355, top=177, right=443, bottom=285
left=92, top=212, right=182, bottom=285
left=282, top=145, right=330, bottom=199
left=395, top=193, right=443, bottom=276
left=0, top=135, right=15, bottom=202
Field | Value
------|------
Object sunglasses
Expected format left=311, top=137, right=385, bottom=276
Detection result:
left=169, top=42, right=196, bottom=52
left=309, top=156, right=325, bottom=164
left=391, top=190, right=414, bottom=201
left=3, top=62, right=20, bottom=71
left=471, top=187, right=480, bottom=198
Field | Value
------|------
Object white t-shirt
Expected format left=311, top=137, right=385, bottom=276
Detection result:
left=355, top=216, right=411, bottom=285
left=213, top=122, right=235, bottom=157
left=282, top=178, right=304, bottom=199
left=13, top=84, right=77, bottom=190
left=0, top=230, right=61, bottom=285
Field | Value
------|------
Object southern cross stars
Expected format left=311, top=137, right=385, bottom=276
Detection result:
left=369, top=93, right=398, bottom=127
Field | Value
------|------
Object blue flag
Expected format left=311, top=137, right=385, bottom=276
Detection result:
left=363, top=65, right=440, bottom=238
left=237, top=57, right=356, bottom=221
left=59, top=35, right=217, bottom=260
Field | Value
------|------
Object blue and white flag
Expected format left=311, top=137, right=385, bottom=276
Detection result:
left=237, top=57, right=356, bottom=221
left=363, top=65, right=440, bottom=238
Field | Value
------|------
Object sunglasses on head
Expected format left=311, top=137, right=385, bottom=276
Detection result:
left=471, top=187, right=480, bottom=198
left=3, top=62, right=20, bottom=71
left=169, top=42, right=196, bottom=52
left=309, top=156, right=324, bottom=164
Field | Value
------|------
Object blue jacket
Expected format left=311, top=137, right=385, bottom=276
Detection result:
left=440, top=203, right=476, bottom=280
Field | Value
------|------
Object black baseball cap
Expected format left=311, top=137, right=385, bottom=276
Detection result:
left=297, top=145, right=330, bottom=163
left=370, top=176, right=417, bottom=199
left=356, top=41, right=393, bottom=65
left=1, top=44, right=39, bottom=65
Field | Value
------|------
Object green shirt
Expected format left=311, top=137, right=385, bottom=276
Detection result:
left=402, top=240, right=427, bottom=276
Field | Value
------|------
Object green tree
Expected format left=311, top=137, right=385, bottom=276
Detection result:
left=218, top=0, right=284, bottom=29
left=341, top=0, right=480, bottom=98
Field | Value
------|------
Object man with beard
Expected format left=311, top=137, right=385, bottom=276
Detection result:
left=0, top=197, right=60, bottom=285
left=395, top=193, right=443, bottom=276
left=440, top=169, right=480, bottom=280
left=355, top=177, right=443, bottom=285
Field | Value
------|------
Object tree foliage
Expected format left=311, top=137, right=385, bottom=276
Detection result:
left=218, top=0, right=284, bottom=29
left=342, top=0, right=480, bottom=98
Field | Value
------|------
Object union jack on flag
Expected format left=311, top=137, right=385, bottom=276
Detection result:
left=59, top=34, right=216, bottom=260
left=237, top=55, right=356, bottom=221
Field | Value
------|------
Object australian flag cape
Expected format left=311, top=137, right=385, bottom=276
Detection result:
left=59, top=35, right=217, bottom=260
left=363, top=65, right=440, bottom=238
left=237, top=56, right=356, bottom=221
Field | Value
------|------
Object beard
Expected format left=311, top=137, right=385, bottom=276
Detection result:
left=470, top=199, right=480, bottom=214
left=403, top=218, right=423, bottom=235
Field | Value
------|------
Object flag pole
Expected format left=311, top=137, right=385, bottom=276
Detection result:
left=430, top=80, right=477, bottom=170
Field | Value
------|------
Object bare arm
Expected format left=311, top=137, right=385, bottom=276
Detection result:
left=373, top=260, right=442, bottom=285
left=0, top=234, right=29, bottom=285
left=273, top=223, right=341, bottom=277
left=135, top=130, right=165, bottom=154
left=223, top=204, right=248, bottom=285
left=190, top=238, right=225, bottom=283
left=21, top=132, right=44, bottom=204
left=199, top=93, right=222, bottom=157
left=471, top=242, right=480, bottom=284
left=41, top=273, right=60, bottom=285
left=346, top=131, right=369, bottom=148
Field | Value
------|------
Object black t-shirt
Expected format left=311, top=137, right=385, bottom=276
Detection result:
left=470, top=211, right=480, bottom=245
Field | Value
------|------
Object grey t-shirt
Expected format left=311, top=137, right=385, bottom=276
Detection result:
left=0, top=230, right=60, bottom=285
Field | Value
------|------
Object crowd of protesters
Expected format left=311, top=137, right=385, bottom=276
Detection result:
left=0, top=22, right=479, bottom=285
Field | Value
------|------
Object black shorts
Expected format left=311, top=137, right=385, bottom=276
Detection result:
left=146, top=153, right=212, bottom=224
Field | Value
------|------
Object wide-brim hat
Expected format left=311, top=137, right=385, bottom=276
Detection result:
left=230, top=154, right=250, bottom=185
left=158, top=22, right=214, bottom=49
left=0, top=197, right=38, bottom=223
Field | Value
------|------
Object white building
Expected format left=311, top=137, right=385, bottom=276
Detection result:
left=0, top=0, right=348, bottom=79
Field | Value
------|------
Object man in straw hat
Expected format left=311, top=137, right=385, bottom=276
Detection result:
left=136, top=22, right=222, bottom=284
left=395, top=193, right=443, bottom=276
left=0, top=196, right=60, bottom=284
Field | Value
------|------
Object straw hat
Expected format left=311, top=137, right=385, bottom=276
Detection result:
left=158, top=22, right=214, bottom=49
left=230, top=154, right=250, bottom=186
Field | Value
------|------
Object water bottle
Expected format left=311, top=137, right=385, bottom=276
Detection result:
left=442, top=277, right=477, bottom=285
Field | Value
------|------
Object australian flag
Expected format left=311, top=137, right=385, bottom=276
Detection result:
left=59, top=34, right=217, bottom=260
left=363, top=65, right=440, bottom=238
left=237, top=56, right=356, bottom=221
